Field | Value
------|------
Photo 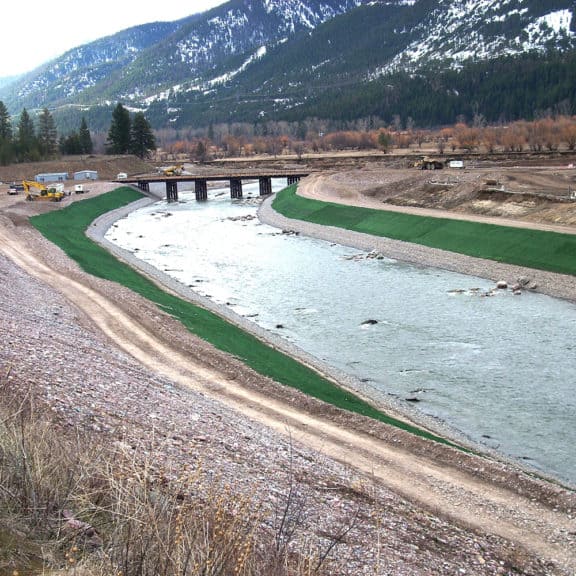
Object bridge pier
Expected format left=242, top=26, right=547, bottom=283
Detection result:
left=230, top=178, right=243, bottom=199
left=287, top=175, right=301, bottom=186
left=259, top=177, right=272, bottom=196
left=129, top=171, right=309, bottom=201
left=195, top=179, right=208, bottom=201
left=166, top=181, right=178, bottom=202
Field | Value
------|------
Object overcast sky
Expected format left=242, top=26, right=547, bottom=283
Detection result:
left=0, top=1, right=228, bottom=77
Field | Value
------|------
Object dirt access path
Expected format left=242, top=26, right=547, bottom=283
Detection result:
left=296, top=167, right=576, bottom=234
left=0, top=184, right=575, bottom=574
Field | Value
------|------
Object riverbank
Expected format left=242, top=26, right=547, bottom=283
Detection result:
left=259, top=182, right=576, bottom=303
left=86, top=189, right=474, bottom=448
left=1, top=183, right=575, bottom=574
left=97, top=186, right=576, bottom=485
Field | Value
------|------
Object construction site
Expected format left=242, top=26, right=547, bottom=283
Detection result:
left=0, top=150, right=575, bottom=575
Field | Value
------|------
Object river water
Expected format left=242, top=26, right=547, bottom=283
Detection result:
left=105, top=181, right=576, bottom=486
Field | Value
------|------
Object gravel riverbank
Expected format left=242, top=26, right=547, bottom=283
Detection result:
left=258, top=193, right=576, bottom=304
left=88, top=186, right=576, bottom=470
left=1, top=184, right=575, bottom=575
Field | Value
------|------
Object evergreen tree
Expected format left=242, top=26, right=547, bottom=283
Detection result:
left=79, top=116, right=93, bottom=154
left=106, top=103, right=131, bottom=154
left=130, top=112, right=156, bottom=159
left=0, top=141, right=13, bottom=166
left=0, top=101, right=12, bottom=141
left=0, top=101, right=14, bottom=165
left=60, top=132, right=82, bottom=155
left=195, top=140, right=208, bottom=162
left=37, top=107, right=58, bottom=159
left=377, top=130, right=392, bottom=153
left=17, top=108, right=39, bottom=162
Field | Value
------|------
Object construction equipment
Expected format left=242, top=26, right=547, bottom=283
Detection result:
left=157, top=163, right=184, bottom=176
left=414, top=157, right=445, bottom=170
left=22, top=180, right=65, bottom=202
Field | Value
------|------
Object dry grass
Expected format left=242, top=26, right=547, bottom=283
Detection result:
left=0, top=368, right=354, bottom=576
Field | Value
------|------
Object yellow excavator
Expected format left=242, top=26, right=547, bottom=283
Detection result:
left=157, top=163, right=184, bottom=176
left=22, top=180, right=65, bottom=202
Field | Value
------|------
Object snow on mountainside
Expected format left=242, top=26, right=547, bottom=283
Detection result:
left=13, top=22, right=183, bottom=104
left=170, top=0, right=365, bottom=71
left=385, top=0, right=575, bottom=72
left=0, top=0, right=574, bottom=129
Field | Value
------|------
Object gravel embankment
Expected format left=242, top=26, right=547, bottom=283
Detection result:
left=1, top=225, right=550, bottom=576
left=258, top=196, right=576, bottom=304
left=1, top=186, right=574, bottom=575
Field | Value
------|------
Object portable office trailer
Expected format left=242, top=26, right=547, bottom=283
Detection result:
left=73, top=170, right=98, bottom=180
left=35, top=172, right=68, bottom=183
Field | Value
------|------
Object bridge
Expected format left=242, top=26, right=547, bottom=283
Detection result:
left=116, top=170, right=311, bottom=202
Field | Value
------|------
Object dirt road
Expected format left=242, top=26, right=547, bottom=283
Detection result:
left=296, top=168, right=576, bottom=234
left=1, top=181, right=575, bottom=574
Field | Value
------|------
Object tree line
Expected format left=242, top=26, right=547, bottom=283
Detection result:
left=273, top=51, right=576, bottom=130
left=153, top=115, right=576, bottom=161
left=133, top=51, right=576, bottom=133
left=0, top=102, right=156, bottom=166
left=3, top=96, right=576, bottom=166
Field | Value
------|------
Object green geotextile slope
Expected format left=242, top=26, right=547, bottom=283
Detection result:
left=30, top=188, right=458, bottom=447
left=272, top=185, right=576, bottom=277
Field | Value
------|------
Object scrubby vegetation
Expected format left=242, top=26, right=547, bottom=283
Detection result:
left=0, top=373, right=353, bottom=575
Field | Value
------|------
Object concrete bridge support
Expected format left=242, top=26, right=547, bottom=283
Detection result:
left=166, top=181, right=178, bottom=202
left=230, top=178, right=243, bottom=199
left=259, top=177, right=273, bottom=196
left=137, top=181, right=150, bottom=192
left=287, top=175, right=301, bottom=186
left=195, top=179, right=208, bottom=201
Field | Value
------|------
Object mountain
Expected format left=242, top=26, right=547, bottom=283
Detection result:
left=1, top=0, right=575, bottom=132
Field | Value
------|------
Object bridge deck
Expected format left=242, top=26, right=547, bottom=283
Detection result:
left=115, top=170, right=312, bottom=201
left=116, top=170, right=312, bottom=184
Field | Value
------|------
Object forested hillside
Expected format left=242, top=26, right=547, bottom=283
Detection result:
left=0, top=0, right=575, bottom=133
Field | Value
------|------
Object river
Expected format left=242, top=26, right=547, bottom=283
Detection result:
left=105, top=180, right=576, bottom=486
